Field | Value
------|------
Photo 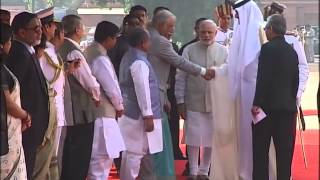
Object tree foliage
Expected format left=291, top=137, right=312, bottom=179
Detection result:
left=27, top=0, right=261, bottom=44
left=53, top=0, right=84, bottom=9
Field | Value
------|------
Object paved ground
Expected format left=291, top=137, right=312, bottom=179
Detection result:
left=301, top=62, right=319, bottom=130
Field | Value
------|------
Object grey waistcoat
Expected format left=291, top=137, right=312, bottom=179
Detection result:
left=58, top=39, right=95, bottom=125
left=119, top=47, right=162, bottom=120
left=84, top=41, right=116, bottom=119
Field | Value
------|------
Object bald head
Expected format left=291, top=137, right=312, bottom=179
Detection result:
left=199, top=20, right=217, bottom=46
left=152, top=10, right=176, bottom=39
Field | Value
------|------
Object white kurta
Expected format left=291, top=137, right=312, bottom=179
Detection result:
left=119, top=60, right=163, bottom=180
left=89, top=53, right=125, bottom=158
left=175, top=43, right=219, bottom=147
left=118, top=60, right=163, bottom=154
left=184, top=111, right=213, bottom=147
left=87, top=50, right=125, bottom=180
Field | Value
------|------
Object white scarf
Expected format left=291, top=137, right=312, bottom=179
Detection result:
left=228, top=0, right=264, bottom=99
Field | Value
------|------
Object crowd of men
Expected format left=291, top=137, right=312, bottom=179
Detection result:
left=0, top=0, right=310, bottom=180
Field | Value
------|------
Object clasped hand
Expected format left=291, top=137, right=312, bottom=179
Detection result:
left=202, top=68, right=215, bottom=80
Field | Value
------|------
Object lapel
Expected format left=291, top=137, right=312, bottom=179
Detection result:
left=14, top=40, right=48, bottom=95
left=30, top=53, right=48, bottom=95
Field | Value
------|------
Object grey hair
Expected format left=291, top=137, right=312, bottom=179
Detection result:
left=199, top=19, right=217, bottom=30
left=152, top=9, right=176, bottom=26
left=266, top=14, right=287, bottom=35
left=61, top=14, right=82, bottom=37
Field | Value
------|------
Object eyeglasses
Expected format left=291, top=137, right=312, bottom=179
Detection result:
left=24, top=26, right=42, bottom=33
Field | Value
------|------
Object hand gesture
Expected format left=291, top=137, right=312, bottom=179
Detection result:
left=163, top=102, right=171, bottom=114
left=251, top=106, right=260, bottom=117
left=21, top=113, right=32, bottom=132
left=143, top=115, right=154, bottom=132
left=177, top=103, right=186, bottom=120
left=116, top=109, right=124, bottom=119
left=94, top=99, right=100, bottom=107
left=202, top=68, right=215, bottom=80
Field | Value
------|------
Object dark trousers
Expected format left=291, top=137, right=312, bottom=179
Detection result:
left=60, top=122, right=94, bottom=180
left=252, top=111, right=296, bottom=180
left=23, top=143, right=38, bottom=180
left=168, top=106, right=184, bottom=159
left=167, top=90, right=184, bottom=159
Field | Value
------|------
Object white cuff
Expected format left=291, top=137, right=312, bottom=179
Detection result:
left=176, top=99, right=185, bottom=104
left=200, top=67, right=206, bottom=76
left=141, top=109, right=153, bottom=117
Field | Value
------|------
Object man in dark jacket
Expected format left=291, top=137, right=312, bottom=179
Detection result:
left=6, top=12, right=49, bottom=179
left=251, top=14, right=299, bottom=180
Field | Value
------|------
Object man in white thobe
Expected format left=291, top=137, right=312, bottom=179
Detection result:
left=227, top=1, right=264, bottom=179
left=118, top=27, right=163, bottom=180
left=85, top=21, right=126, bottom=180
left=175, top=20, right=228, bottom=179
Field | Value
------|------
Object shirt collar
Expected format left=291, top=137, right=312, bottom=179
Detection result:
left=15, top=39, right=35, bottom=54
left=93, top=41, right=107, bottom=56
left=131, top=47, right=147, bottom=57
left=65, top=37, right=81, bottom=49
left=46, top=41, right=55, bottom=49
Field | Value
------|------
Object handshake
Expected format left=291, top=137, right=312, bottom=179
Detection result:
left=202, top=68, right=215, bottom=80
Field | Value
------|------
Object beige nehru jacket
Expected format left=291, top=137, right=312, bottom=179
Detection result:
left=175, top=41, right=228, bottom=113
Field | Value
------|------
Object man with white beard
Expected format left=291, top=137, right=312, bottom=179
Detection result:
left=227, top=0, right=264, bottom=179
left=175, top=20, right=228, bottom=180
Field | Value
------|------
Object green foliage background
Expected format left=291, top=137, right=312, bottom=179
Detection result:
left=12, top=0, right=260, bottom=44
left=124, top=0, right=223, bottom=45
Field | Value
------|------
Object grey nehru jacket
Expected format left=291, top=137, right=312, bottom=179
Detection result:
left=84, top=41, right=116, bottom=119
left=175, top=42, right=229, bottom=112
left=58, top=39, right=96, bottom=125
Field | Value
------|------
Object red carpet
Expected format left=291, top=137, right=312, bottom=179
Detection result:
left=108, top=129, right=319, bottom=180
left=303, top=109, right=319, bottom=116
left=292, top=130, right=319, bottom=180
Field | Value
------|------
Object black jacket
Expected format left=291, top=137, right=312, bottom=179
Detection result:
left=253, top=36, right=299, bottom=112
left=1, top=65, right=8, bottom=155
left=6, top=40, right=49, bottom=148
left=108, top=35, right=130, bottom=78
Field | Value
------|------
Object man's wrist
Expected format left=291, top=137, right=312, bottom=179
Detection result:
left=143, top=115, right=153, bottom=120
left=22, top=112, right=29, bottom=121
left=176, top=99, right=185, bottom=104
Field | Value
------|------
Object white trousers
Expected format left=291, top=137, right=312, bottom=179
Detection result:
left=120, top=134, right=149, bottom=180
left=87, top=156, right=113, bottom=180
left=87, top=118, right=125, bottom=180
left=188, top=146, right=212, bottom=176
